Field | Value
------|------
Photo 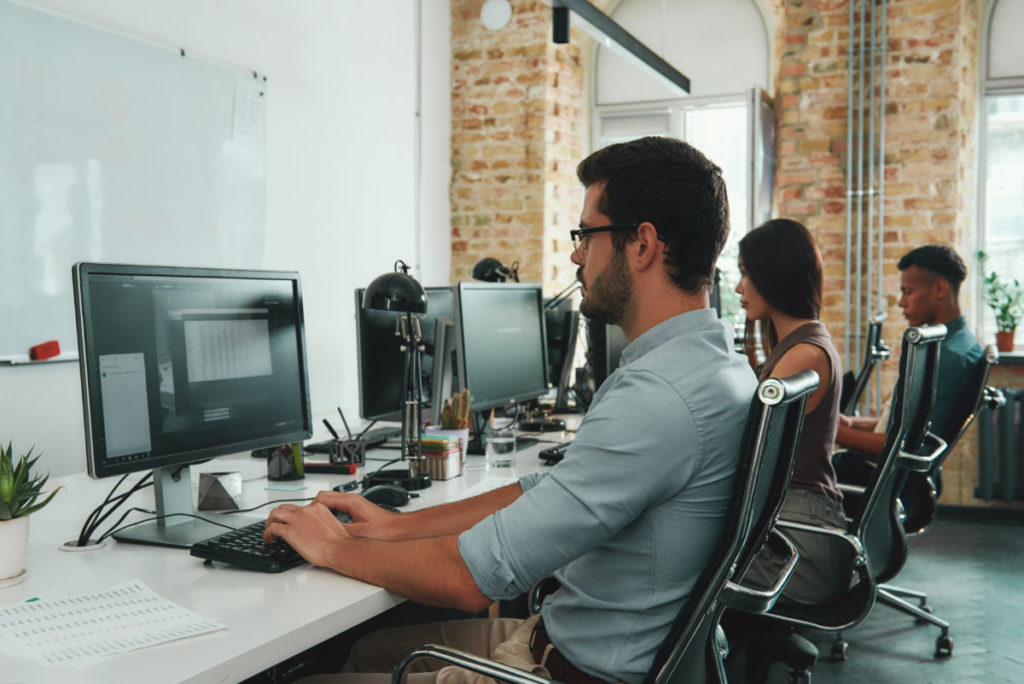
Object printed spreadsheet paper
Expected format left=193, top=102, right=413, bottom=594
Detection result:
left=0, top=579, right=226, bottom=667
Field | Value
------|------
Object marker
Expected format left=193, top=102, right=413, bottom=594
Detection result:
left=322, top=418, right=341, bottom=441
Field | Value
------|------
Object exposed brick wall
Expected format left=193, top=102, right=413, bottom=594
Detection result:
left=449, top=0, right=586, bottom=292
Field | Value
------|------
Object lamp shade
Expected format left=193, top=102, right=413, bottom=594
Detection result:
left=363, top=271, right=427, bottom=313
left=472, top=257, right=518, bottom=283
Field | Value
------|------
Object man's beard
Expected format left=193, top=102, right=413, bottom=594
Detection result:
left=578, top=248, right=632, bottom=325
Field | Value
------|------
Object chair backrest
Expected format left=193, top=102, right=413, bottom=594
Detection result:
left=840, top=311, right=890, bottom=415
left=935, top=344, right=999, bottom=458
left=645, top=370, right=819, bottom=684
left=852, top=325, right=946, bottom=583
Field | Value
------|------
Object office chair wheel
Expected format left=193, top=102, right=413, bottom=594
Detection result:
left=789, top=669, right=812, bottom=684
left=936, top=635, right=953, bottom=658
left=830, top=640, right=848, bottom=662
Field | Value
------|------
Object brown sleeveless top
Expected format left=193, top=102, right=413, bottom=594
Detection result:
left=757, top=321, right=843, bottom=502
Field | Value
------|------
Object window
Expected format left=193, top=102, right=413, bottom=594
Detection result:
left=979, top=0, right=1024, bottom=346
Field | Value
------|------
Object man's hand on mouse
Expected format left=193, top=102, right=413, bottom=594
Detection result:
left=263, top=501, right=352, bottom=568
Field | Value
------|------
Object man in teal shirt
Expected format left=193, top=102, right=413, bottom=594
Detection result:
left=264, top=137, right=756, bottom=683
left=837, top=244, right=983, bottom=454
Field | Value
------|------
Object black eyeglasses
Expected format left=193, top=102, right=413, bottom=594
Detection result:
left=569, top=223, right=665, bottom=257
left=569, top=223, right=638, bottom=256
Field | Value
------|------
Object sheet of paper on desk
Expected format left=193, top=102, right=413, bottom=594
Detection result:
left=0, top=579, right=225, bottom=667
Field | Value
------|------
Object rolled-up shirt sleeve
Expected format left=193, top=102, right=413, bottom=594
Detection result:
left=458, top=369, right=700, bottom=601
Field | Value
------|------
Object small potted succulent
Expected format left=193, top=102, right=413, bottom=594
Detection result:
left=0, top=443, right=62, bottom=581
left=978, top=251, right=1023, bottom=352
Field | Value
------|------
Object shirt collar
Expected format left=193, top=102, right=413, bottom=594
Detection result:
left=620, top=309, right=719, bottom=366
left=943, top=315, right=967, bottom=335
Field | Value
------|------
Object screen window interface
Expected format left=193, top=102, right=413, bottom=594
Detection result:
left=84, top=274, right=306, bottom=471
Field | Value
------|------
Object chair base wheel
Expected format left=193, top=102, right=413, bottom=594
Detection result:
left=789, top=670, right=812, bottom=684
left=831, top=640, right=848, bottom=662
left=936, top=634, right=953, bottom=658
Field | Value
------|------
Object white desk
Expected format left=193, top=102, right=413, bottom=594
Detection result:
left=0, top=430, right=573, bottom=684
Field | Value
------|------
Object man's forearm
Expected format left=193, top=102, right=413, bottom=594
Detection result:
left=329, top=535, right=491, bottom=613
left=384, top=482, right=523, bottom=541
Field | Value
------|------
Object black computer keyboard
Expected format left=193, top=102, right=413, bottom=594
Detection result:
left=539, top=441, right=572, bottom=465
left=191, top=513, right=351, bottom=573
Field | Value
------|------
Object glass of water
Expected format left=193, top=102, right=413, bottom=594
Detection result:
left=484, top=425, right=517, bottom=471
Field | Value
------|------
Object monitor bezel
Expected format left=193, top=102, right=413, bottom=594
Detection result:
left=353, top=285, right=455, bottom=423
left=452, top=281, right=550, bottom=413
left=73, top=262, right=313, bottom=479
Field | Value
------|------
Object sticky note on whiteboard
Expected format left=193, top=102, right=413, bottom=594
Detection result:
left=233, top=80, right=265, bottom=146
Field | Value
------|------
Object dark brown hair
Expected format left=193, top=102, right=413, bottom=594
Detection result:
left=576, top=136, right=730, bottom=293
left=738, top=218, right=823, bottom=365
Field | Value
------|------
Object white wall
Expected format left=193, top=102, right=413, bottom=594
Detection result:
left=0, top=0, right=452, bottom=475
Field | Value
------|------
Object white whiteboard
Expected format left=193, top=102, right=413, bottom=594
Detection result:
left=0, top=1, right=267, bottom=363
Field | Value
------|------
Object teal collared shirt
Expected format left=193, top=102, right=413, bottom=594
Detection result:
left=931, top=316, right=983, bottom=440
left=458, top=309, right=756, bottom=683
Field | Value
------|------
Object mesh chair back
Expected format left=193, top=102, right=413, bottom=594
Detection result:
left=853, top=325, right=945, bottom=582
left=644, top=370, right=818, bottom=684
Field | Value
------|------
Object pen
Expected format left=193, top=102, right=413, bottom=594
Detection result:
left=323, top=418, right=341, bottom=441
left=337, top=407, right=353, bottom=439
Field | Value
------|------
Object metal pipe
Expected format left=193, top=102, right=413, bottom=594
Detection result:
left=876, top=0, right=889, bottom=414
left=856, top=0, right=867, bottom=373
left=844, top=0, right=856, bottom=373
left=865, top=0, right=877, bottom=416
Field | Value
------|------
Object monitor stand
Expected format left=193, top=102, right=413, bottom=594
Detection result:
left=112, top=465, right=252, bottom=549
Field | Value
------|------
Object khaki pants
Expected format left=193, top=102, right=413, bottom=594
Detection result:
left=301, top=614, right=549, bottom=684
left=741, top=488, right=853, bottom=606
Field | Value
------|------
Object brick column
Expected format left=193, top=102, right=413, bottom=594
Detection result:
left=450, top=0, right=586, bottom=291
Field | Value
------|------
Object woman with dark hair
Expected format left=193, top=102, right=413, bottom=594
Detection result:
left=734, top=218, right=851, bottom=605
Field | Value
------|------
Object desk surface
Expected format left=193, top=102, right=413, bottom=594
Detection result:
left=0, top=428, right=574, bottom=684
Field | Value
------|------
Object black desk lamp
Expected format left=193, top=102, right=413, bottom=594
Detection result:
left=472, top=257, right=519, bottom=282
left=362, top=260, right=431, bottom=490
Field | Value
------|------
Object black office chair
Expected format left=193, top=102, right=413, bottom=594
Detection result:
left=897, top=343, right=1001, bottom=536
left=840, top=311, right=891, bottom=416
left=390, top=371, right=821, bottom=684
left=736, top=325, right=949, bottom=681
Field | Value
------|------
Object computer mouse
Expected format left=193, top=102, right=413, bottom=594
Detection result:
left=361, top=483, right=410, bottom=508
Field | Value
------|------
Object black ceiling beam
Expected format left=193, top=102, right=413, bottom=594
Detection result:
left=552, top=0, right=691, bottom=94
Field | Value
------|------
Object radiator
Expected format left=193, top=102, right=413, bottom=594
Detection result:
left=977, top=387, right=1024, bottom=501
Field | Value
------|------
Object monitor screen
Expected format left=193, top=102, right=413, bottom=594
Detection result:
left=454, top=282, right=549, bottom=412
left=355, top=287, right=455, bottom=422
left=74, top=263, right=312, bottom=479
left=587, top=321, right=629, bottom=390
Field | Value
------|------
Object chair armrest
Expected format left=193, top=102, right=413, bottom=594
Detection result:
left=775, top=519, right=866, bottom=561
left=896, top=431, right=947, bottom=472
left=837, top=482, right=865, bottom=497
left=984, top=386, right=1006, bottom=410
left=528, top=577, right=561, bottom=616
left=391, top=644, right=558, bottom=684
left=721, top=529, right=798, bottom=614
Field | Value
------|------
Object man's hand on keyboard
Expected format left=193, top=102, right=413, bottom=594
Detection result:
left=311, top=491, right=400, bottom=540
left=263, top=502, right=351, bottom=569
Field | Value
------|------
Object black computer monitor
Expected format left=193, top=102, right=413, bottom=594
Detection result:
left=354, top=287, right=456, bottom=423
left=587, top=321, right=629, bottom=390
left=73, top=263, right=312, bottom=547
left=453, top=281, right=549, bottom=420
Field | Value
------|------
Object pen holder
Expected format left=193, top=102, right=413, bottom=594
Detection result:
left=330, top=438, right=366, bottom=466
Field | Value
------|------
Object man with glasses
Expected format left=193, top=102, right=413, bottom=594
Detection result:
left=265, top=137, right=756, bottom=684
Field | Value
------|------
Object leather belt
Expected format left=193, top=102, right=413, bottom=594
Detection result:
left=529, top=617, right=612, bottom=684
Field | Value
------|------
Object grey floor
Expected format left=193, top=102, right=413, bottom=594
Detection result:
left=738, top=517, right=1024, bottom=683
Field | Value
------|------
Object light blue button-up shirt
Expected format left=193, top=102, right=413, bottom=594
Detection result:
left=458, top=309, right=757, bottom=683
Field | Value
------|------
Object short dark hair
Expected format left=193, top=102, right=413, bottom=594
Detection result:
left=897, top=245, right=968, bottom=295
left=576, top=136, right=730, bottom=293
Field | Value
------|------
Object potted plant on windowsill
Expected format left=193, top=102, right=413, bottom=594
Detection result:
left=0, top=443, right=62, bottom=583
left=978, top=252, right=1024, bottom=353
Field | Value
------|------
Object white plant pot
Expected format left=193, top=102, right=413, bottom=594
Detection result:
left=0, top=516, right=30, bottom=580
